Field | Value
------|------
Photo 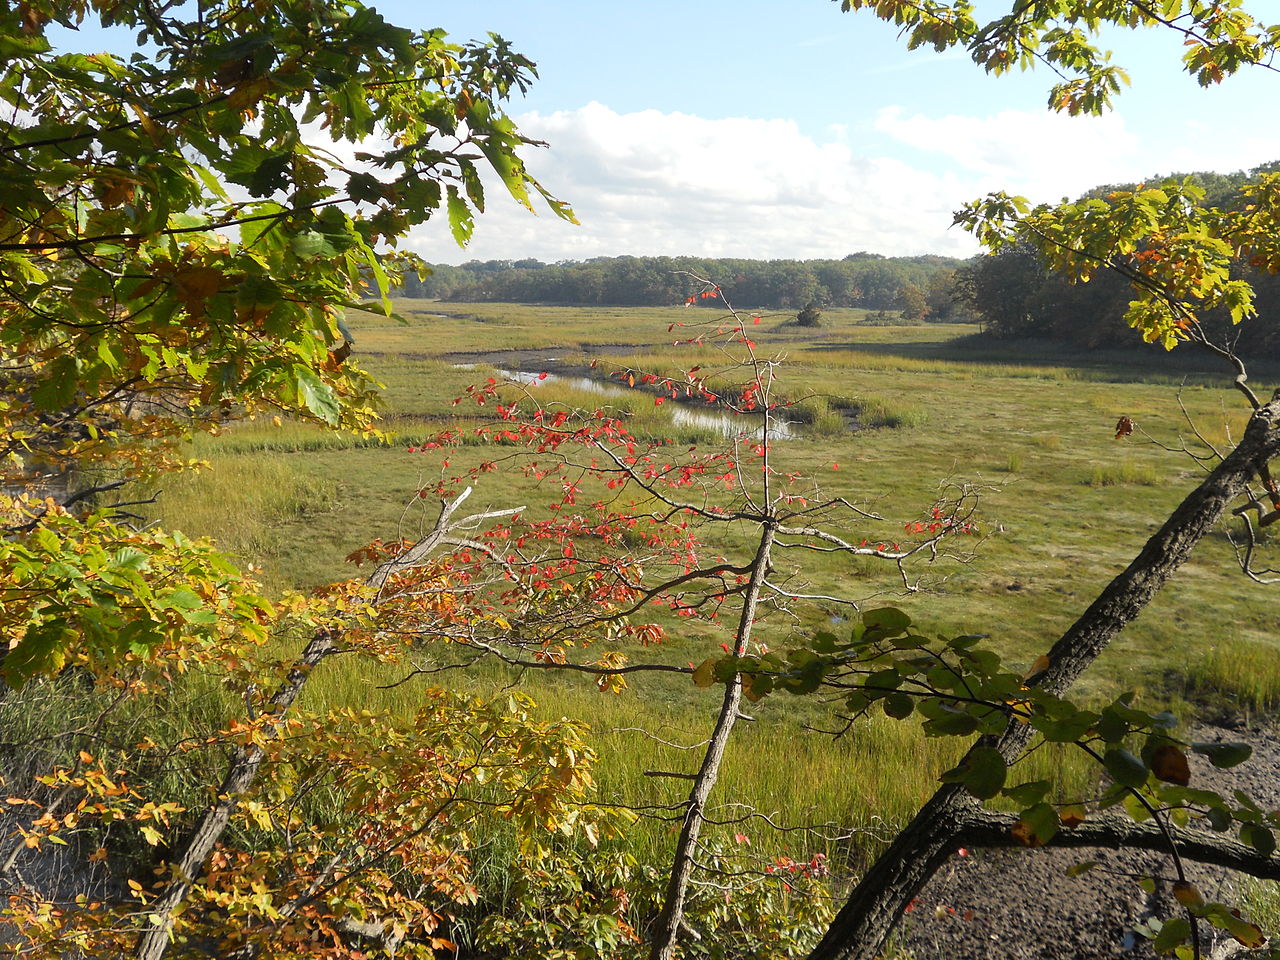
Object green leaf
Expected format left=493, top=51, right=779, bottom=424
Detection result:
left=1153, top=917, right=1191, bottom=954
left=1103, top=747, right=1148, bottom=788
left=1031, top=708, right=1098, bottom=743
left=291, top=231, right=338, bottom=261
left=1011, top=802, right=1059, bottom=847
left=32, top=357, right=78, bottom=410
left=111, top=547, right=150, bottom=572
left=862, top=607, right=911, bottom=634
left=1205, top=806, right=1233, bottom=832
left=691, top=658, right=717, bottom=688
left=1192, top=741, right=1252, bottom=768
left=812, top=631, right=840, bottom=653
left=1241, top=822, right=1276, bottom=857
left=922, top=704, right=979, bottom=738
left=864, top=668, right=902, bottom=693
left=294, top=365, right=341, bottom=424
left=0, top=622, right=70, bottom=685
left=948, top=746, right=1006, bottom=800
left=160, top=587, right=202, bottom=611
left=446, top=185, right=474, bottom=247
left=1095, top=708, right=1129, bottom=743
left=1002, top=780, right=1051, bottom=806
left=882, top=692, right=914, bottom=719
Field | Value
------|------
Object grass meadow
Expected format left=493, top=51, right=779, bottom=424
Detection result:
left=141, top=300, right=1280, bottom=878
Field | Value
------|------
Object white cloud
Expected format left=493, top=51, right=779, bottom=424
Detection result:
left=406, top=102, right=977, bottom=264
left=403, top=101, right=1280, bottom=265
left=872, top=106, right=1146, bottom=201
left=872, top=105, right=1280, bottom=203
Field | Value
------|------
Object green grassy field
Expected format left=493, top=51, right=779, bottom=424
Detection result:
left=141, top=300, right=1279, bottom=873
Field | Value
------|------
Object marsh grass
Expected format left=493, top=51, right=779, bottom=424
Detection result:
left=129, top=301, right=1280, bottom=915
left=138, top=451, right=340, bottom=589
left=199, top=420, right=393, bottom=454
left=1186, top=635, right=1280, bottom=713
left=249, top=303, right=1280, bottom=700
left=295, top=655, right=1100, bottom=869
left=1087, top=463, right=1163, bottom=487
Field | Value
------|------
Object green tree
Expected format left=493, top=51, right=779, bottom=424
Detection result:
left=795, top=299, right=824, bottom=326
left=0, top=0, right=574, bottom=500
left=895, top=282, right=928, bottom=320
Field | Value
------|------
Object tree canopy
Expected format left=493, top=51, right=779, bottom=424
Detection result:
left=1, top=0, right=572, bottom=495
left=955, top=166, right=1280, bottom=357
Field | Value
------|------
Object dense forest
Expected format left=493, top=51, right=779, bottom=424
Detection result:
left=401, top=252, right=973, bottom=318
left=954, top=164, right=1280, bottom=357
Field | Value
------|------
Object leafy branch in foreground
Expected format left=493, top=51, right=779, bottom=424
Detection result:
left=1, top=0, right=573, bottom=492
left=400, top=276, right=984, bottom=959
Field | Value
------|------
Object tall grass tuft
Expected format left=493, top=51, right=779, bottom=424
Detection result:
left=1087, top=463, right=1161, bottom=487
left=1186, top=636, right=1280, bottom=713
left=198, top=420, right=392, bottom=454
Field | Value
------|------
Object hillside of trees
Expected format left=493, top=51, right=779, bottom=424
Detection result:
left=954, top=164, right=1280, bottom=358
left=401, top=252, right=973, bottom=318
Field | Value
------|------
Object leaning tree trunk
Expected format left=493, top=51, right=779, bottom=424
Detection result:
left=808, top=392, right=1280, bottom=960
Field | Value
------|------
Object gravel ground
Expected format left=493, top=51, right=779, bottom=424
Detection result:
left=900, top=720, right=1280, bottom=960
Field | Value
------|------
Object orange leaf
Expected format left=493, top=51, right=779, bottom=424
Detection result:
left=1023, top=654, right=1050, bottom=679
left=1010, top=820, right=1036, bottom=846
left=1151, top=744, right=1190, bottom=786
left=1060, top=804, right=1087, bottom=828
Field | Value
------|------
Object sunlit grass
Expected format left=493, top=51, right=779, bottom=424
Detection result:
left=1186, top=635, right=1280, bottom=713
left=1087, top=463, right=1163, bottom=487
left=138, top=451, right=340, bottom=590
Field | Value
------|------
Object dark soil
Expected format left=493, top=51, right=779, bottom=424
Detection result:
left=900, top=719, right=1280, bottom=960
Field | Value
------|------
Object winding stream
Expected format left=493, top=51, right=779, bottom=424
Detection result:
left=459, top=364, right=799, bottom=441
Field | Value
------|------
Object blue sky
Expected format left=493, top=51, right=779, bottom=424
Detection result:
left=49, top=2, right=1280, bottom=263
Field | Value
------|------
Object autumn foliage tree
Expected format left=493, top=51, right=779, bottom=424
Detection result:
left=0, top=3, right=604, bottom=959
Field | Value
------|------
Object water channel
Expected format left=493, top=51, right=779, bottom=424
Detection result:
left=458, top=364, right=798, bottom=441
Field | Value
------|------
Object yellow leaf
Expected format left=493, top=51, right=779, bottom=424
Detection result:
left=1172, top=881, right=1204, bottom=909
left=1023, top=654, right=1050, bottom=679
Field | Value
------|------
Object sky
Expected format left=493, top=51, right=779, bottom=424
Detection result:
left=50, top=1, right=1280, bottom=264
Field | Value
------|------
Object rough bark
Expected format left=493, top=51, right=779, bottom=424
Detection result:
left=808, top=392, right=1280, bottom=960
left=134, top=628, right=336, bottom=960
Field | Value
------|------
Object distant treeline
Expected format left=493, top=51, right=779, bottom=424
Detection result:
left=954, top=164, right=1280, bottom=359
left=400, top=253, right=974, bottom=319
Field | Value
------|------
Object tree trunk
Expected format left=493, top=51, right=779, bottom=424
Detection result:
left=808, top=393, right=1280, bottom=960
left=134, top=629, right=336, bottom=960
left=649, top=521, right=777, bottom=960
